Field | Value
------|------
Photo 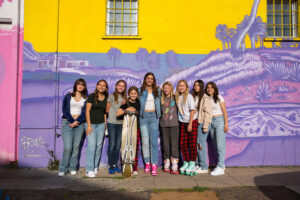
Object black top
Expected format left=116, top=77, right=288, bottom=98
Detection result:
left=87, top=93, right=107, bottom=124
left=119, top=99, right=140, bottom=125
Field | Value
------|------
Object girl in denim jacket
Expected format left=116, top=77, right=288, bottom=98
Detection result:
left=139, top=72, right=161, bottom=176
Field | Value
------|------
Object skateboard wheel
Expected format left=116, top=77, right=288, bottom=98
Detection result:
left=123, top=164, right=132, bottom=178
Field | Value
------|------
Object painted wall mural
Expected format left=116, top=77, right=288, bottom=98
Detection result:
left=19, top=0, right=300, bottom=167
left=0, top=0, right=24, bottom=165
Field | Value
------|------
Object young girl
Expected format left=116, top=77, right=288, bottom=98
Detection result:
left=106, top=80, right=127, bottom=174
left=85, top=80, right=108, bottom=178
left=160, top=81, right=180, bottom=174
left=117, top=86, right=141, bottom=175
left=192, top=80, right=212, bottom=174
left=58, top=78, right=88, bottom=176
left=205, top=82, right=228, bottom=176
left=139, top=72, right=161, bottom=176
left=175, top=80, right=198, bottom=175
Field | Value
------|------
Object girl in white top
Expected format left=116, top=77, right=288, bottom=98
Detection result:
left=205, top=81, right=228, bottom=176
left=59, top=78, right=87, bottom=177
left=175, top=80, right=198, bottom=175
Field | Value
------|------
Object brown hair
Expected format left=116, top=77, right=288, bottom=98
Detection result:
left=71, top=78, right=88, bottom=99
left=205, top=81, right=220, bottom=104
left=192, top=80, right=205, bottom=110
left=113, top=80, right=127, bottom=104
left=94, top=79, right=108, bottom=105
left=127, top=86, right=139, bottom=104
left=140, top=72, right=159, bottom=98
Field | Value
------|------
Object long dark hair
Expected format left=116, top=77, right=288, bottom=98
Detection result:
left=192, top=80, right=204, bottom=110
left=113, top=80, right=127, bottom=104
left=205, top=81, right=219, bottom=104
left=71, top=78, right=87, bottom=99
left=94, top=79, right=108, bottom=105
left=127, top=86, right=139, bottom=104
left=140, top=72, right=159, bottom=98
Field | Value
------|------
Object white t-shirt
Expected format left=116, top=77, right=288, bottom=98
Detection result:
left=193, top=96, right=199, bottom=119
left=145, top=93, right=155, bottom=110
left=178, top=93, right=196, bottom=123
left=70, top=97, right=86, bottom=115
left=210, top=95, right=225, bottom=116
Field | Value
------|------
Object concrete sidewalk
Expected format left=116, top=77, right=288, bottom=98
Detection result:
left=0, top=166, right=300, bottom=194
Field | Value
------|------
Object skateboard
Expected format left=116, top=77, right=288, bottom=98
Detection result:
left=120, top=111, right=137, bottom=178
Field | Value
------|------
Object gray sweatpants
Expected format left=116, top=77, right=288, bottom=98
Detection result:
left=161, top=126, right=179, bottom=160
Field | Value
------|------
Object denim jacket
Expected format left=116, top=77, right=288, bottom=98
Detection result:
left=139, top=88, right=161, bottom=118
left=62, top=93, right=87, bottom=124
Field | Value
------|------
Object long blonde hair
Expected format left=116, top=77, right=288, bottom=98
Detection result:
left=175, top=80, right=189, bottom=105
left=161, top=81, right=175, bottom=105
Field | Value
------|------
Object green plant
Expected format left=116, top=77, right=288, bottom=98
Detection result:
left=47, top=150, right=60, bottom=170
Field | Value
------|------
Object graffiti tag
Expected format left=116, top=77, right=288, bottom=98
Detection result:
left=20, top=136, right=46, bottom=153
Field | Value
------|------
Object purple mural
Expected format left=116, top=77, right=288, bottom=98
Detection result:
left=19, top=0, right=300, bottom=167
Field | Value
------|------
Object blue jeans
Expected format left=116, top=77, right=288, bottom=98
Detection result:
left=107, top=123, right=123, bottom=167
left=209, top=116, right=226, bottom=169
left=196, top=123, right=211, bottom=170
left=59, top=119, right=85, bottom=173
left=85, top=123, right=105, bottom=172
left=140, top=112, right=159, bottom=164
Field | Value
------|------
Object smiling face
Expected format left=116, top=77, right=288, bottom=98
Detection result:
left=206, top=83, right=215, bottom=96
left=193, top=81, right=200, bottom=93
left=116, top=81, right=126, bottom=94
left=178, top=81, right=187, bottom=94
left=163, top=84, right=171, bottom=97
left=96, top=81, right=107, bottom=93
left=145, top=74, right=154, bottom=87
left=129, top=89, right=138, bottom=101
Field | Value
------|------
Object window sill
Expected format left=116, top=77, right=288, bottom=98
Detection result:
left=102, top=35, right=142, bottom=40
left=264, top=38, right=300, bottom=42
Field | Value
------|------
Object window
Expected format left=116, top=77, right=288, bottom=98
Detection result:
left=106, top=0, right=138, bottom=36
left=267, top=0, right=298, bottom=38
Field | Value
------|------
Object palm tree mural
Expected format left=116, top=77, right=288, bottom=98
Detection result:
left=248, top=16, right=266, bottom=48
left=231, top=0, right=261, bottom=54
left=227, top=28, right=236, bottom=49
left=136, top=48, right=149, bottom=69
left=165, top=50, right=181, bottom=68
left=147, top=50, right=160, bottom=70
left=216, top=24, right=228, bottom=50
left=107, top=47, right=122, bottom=68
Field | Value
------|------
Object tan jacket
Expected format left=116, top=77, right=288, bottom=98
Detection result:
left=197, top=94, right=212, bottom=133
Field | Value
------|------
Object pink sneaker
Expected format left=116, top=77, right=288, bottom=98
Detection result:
left=151, top=164, right=157, bottom=176
left=144, top=163, right=150, bottom=173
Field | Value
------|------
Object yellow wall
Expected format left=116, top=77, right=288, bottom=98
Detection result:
left=24, top=0, right=268, bottom=54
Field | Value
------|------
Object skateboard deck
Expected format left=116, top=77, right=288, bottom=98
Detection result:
left=121, top=112, right=137, bottom=178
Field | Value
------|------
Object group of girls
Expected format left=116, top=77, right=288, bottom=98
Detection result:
left=58, top=72, right=228, bottom=178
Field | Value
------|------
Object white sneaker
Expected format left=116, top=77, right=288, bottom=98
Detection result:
left=195, top=167, right=208, bottom=174
left=132, top=171, right=138, bottom=175
left=86, top=171, right=96, bottom=178
left=70, top=171, right=77, bottom=175
left=210, top=167, right=225, bottom=176
left=58, top=172, right=65, bottom=177
left=93, top=168, right=99, bottom=175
